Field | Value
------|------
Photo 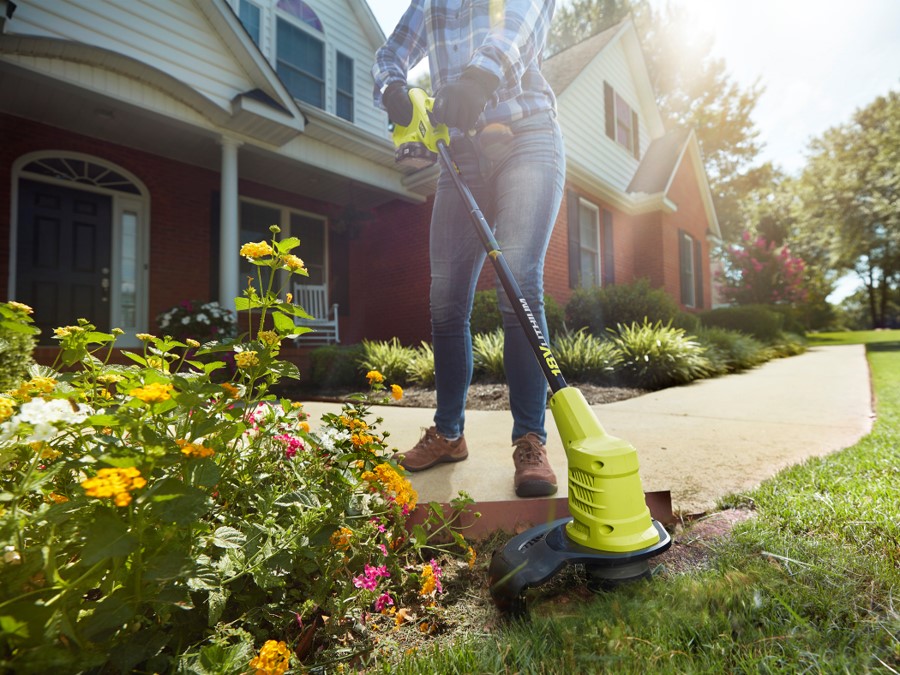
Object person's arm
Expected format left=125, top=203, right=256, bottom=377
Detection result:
left=467, top=0, right=555, bottom=90
left=372, top=0, right=428, bottom=110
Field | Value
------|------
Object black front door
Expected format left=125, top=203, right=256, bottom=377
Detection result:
left=17, top=179, right=112, bottom=343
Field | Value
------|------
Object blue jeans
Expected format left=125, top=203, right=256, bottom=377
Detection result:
left=429, top=111, right=566, bottom=444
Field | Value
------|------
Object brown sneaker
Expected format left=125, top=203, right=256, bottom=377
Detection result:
left=395, top=427, right=468, bottom=472
left=512, top=433, right=558, bottom=498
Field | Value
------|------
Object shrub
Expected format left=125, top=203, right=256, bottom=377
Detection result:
left=699, top=304, right=785, bottom=342
left=473, top=329, right=505, bottom=381
left=307, top=343, right=365, bottom=389
left=768, top=332, right=809, bottom=358
left=360, top=338, right=418, bottom=385
left=470, top=289, right=566, bottom=339
left=0, top=229, right=474, bottom=673
left=612, top=320, right=713, bottom=389
left=0, top=301, right=38, bottom=391
left=552, top=329, right=621, bottom=383
left=408, top=341, right=436, bottom=386
left=694, top=326, right=769, bottom=374
left=566, top=279, right=682, bottom=335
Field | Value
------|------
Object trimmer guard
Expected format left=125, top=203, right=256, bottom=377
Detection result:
left=488, top=517, right=671, bottom=614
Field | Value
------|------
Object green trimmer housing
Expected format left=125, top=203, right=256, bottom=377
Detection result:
left=390, top=91, right=671, bottom=614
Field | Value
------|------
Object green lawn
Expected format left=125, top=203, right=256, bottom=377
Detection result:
left=807, top=328, right=900, bottom=346
left=381, top=334, right=900, bottom=673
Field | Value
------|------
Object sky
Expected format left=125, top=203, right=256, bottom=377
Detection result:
left=368, top=1, right=900, bottom=300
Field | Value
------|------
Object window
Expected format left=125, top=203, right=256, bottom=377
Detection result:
left=680, top=231, right=696, bottom=307
left=239, top=200, right=327, bottom=291
left=238, top=0, right=261, bottom=46
left=277, top=0, right=323, bottom=32
left=276, top=17, right=324, bottom=107
left=604, top=82, right=640, bottom=159
left=578, top=200, right=601, bottom=288
left=336, top=52, right=354, bottom=122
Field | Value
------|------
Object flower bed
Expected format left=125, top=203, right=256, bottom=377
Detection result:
left=0, top=229, right=475, bottom=673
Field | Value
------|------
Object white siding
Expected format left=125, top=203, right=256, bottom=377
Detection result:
left=556, top=41, right=653, bottom=193
left=235, top=0, right=389, bottom=138
left=9, top=0, right=256, bottom=112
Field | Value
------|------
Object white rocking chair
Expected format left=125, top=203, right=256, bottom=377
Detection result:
left=292, top=282, right=339, bottom=345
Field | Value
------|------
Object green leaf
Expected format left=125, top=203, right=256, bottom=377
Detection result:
left=78, top=591, right=135, bottom=642
left=80, top=511, right=138, bottom=566
left=411, top=524, right=429, bottom=547
left=276, top=236, right=301, bottom=253
left=234, top=296, right=263, bottom=311
left=0, top=319, right=39, bottom=335
left=207, top=588, right=229, bottom=627
left=272, top=310, right=295, bottom=332
left=188, top=458, right=220, bottom=488
left=143, top=550, right=192, bottom=581
left=147, top=479, right=212, bottom=524
left=120, top=351, right=148, bottom=366
left=211, top=526, right=246, bottom=550
left=87, top=414, right=120, bottom=427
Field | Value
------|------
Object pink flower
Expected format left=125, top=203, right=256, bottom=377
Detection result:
left=429, top=558, right=444, bottom=594
left=374, top=593, right=394, bottom=612
left=274, top=433, right=304, bottom=459
left=352, top=563, right=390, bottom=591
left=378, top=544, right=388, bottom=556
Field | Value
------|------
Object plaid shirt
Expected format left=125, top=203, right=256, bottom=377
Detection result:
left=373, top=0, right=557, bottom=127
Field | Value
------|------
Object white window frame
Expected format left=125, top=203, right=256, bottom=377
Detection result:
left=680, top=231, right=697, bottom=308
left=274, top=6, right=326, bottom=109
left=578, top=198, right=601, bottom=288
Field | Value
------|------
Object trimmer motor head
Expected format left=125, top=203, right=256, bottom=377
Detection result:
left=395, top=141, right=437, bottom=169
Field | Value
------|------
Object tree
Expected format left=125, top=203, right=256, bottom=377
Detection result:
left=798, top=91, right=900, bottom=328
left=547, top=1, right=765, bottom=243
left=716, top=232, right=808, bottom=307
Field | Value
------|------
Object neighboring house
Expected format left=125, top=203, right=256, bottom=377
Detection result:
left=1, top=2, right=719, bottom=362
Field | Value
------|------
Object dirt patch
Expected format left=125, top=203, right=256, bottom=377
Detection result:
left=295, top=381, right=650, bottom=411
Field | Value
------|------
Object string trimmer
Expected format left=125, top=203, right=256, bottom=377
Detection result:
left=391, top=88, right=671, bottom=614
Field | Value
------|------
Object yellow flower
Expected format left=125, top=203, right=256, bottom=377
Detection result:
left=97, top=373, right=123, bottom=385
left=136, top=333, right=155, bottom=342
left=466, top=546, right=477, bottom=569
left=362, top=463, right=418, bottom=510
left=282, top=254, right=306, bottom=271
left=249, top=639, right=291, bottom=675
left=47, top=492, right=69, bottom=504
left=234, top=351, right=260, bottom=369
left=299, top=421, right=310, bottom=433
left=366, top=370, right=384, bottom=384
left=220, top=382, right=241, bottom=399
left=7, top=301, right=33, bottom=314
left=330, top=526, right=353, bottom=551
left=419, top=564, right=436, bottom=596
left=186, top=338, right=201, bottom=348
left=240, top=241, right=274, bottom=259
left=351, top=432, right=375, bottom=447
left=0, top=397, right=14, bottom=422
left=391, top=384, right=403, bottom=401
left=82, top=467, right=146, bottom=507
left=285, top=292, right=293, bottom=304
left=129, top=382, right=174, bottom=404
left=258, top=330, right=280, bottom=347
left=176, top=439, right=215, bottom=459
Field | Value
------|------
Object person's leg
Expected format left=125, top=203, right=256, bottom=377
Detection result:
left=490, top=112, right=566, bottom=444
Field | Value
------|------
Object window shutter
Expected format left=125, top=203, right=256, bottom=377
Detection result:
left=604, top=82, right=615, bottom=140
left=631, top=110, right=640, bottom=159
left=694, top=238, right=704, bottom=309
left=679, top=230, right=691, bottom=306
left=567, top=190, right=581, bottom=288
left=602, top=210, right=615, bottom=286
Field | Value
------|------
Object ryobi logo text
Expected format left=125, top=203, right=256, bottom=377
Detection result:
left=519, top=299, right=562, bottom=376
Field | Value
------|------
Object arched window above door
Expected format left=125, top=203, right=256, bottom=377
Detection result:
left=21, top=157, right=142, bottom=194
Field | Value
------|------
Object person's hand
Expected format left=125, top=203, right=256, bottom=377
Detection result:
left=433, top=68, right=499, bottom=132
left=382, top=82, right=414, bottom=127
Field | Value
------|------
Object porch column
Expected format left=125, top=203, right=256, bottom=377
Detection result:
left=218, top=136, right=242, bottom=310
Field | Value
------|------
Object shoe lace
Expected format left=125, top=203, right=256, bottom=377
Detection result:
left=515, top=436, right=544, bottom=465
left=415, top=427, right=440, bottom=449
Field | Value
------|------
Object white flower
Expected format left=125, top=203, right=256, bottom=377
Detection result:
left=181, top=316, right=191, bottom=325
left=196, top=313, right=209, bottom=324
left=3, top=398, right=89, bottom=443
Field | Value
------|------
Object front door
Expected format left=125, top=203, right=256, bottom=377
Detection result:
left=16, top=179, right=112, bottom=342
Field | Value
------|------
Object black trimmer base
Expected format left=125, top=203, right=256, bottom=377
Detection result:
left=488, top=517, right=672, bottom=614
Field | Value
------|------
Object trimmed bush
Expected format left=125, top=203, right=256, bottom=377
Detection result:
left=612, top=320, right=713, bottom=389
left=566, top=279, right=683, bottom=335
left=699, top=304, right=784, bottom=342
left=473, top=329, right=505, bottom=381
left=768, top=332, right=809, bottom=358
left=470, top=289, right=566, bottom=339
left=0, top=303, right=37, bottom=392
left=308, top=343, right=365, bottom=389
left=360, top=338, right=417, bottom=385
left=552, top=329, right=621, bottom=383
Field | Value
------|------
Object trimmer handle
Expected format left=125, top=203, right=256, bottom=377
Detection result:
left=391, top=88, right=451, bottom=168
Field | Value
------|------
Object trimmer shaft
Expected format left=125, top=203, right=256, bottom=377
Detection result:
left=488, top=517, right=672, bottom=614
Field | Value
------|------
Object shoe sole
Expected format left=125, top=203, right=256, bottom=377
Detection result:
left=515, top=480, right=558, bottom=498
left=399, top=452, right=469, bottom=473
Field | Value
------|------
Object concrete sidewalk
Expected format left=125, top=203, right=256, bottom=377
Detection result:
left=300, top=345, right=874, bottom=516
